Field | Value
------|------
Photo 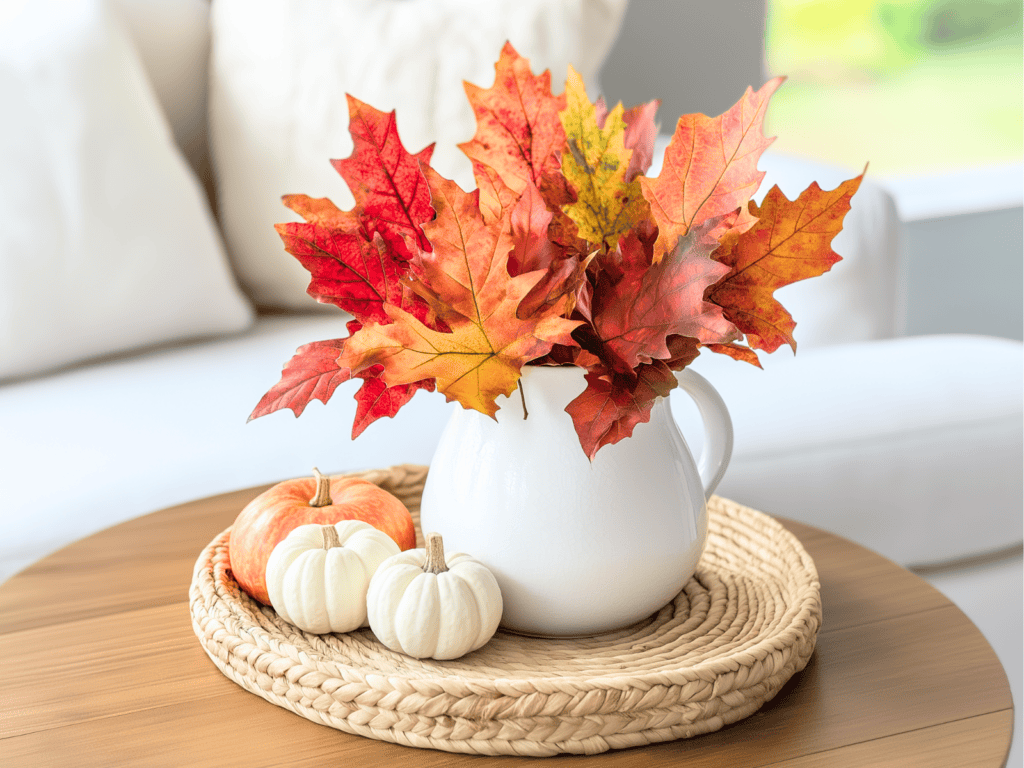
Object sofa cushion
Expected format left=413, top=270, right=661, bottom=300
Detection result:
left=0, top=0, right=253, bottom=382
left=0, top=314, right=449, bottom=584
left=110, top=0, right=211, bottom=178
left=209, top=0, right=628, bottom=310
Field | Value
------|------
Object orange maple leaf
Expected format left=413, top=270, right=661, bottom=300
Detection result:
left=459, top=42, right=566, bottom=200
left=706, top=172, right=865, bottom=355
left=640, top=77, right=784, bottom=260
left=339, top=168, right=581, bottom=417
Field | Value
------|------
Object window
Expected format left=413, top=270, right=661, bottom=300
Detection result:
left=765, top=0, right=1023, bottom=174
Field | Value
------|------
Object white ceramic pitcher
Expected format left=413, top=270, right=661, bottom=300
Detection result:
left=419, top=363, right=733, bottom=637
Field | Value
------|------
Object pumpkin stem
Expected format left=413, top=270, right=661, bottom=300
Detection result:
left=309, top=467, right=333, bottom=507
left=424, top=532, right=449, bottom=575
left=321, top=524, right=342, bottom=550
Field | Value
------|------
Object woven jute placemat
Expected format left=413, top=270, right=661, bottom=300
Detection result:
left=190, top=464, right=822, bottom=757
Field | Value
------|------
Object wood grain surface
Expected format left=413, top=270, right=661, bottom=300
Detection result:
left=0, top=484, right=1013, bottom=767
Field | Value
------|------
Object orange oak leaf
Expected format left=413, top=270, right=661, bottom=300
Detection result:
left=281, top=194, right=361, bottom=230
left=560, top=66, right=648, bottom=251
left=460, top=42, right=567, bottom=200
left=640, top=77, right=784, bottom=260
left=703, top=342, right=763, bottom=368
left=706, top=172, right=865, bottom=354
left=409, top=166, right=519, bottom=323
left=590, top=224, right=739, bottom=373
left=331, top=95, right=435, bottom=258
left=564, top=360, right=678, bottom=460
left=473, top=161, right=519, bottom=226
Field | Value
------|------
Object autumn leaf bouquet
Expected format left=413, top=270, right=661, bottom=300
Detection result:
left=251, top=43, right=863, bottom=459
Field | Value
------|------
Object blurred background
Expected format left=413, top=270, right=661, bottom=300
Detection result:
left=601, top=0, right=1023, bottom=341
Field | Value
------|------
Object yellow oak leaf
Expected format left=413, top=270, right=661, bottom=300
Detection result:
left=559, top=66, right=648, bottom=252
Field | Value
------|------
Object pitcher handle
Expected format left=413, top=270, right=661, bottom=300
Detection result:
left=674, top=369, right=733, bottom=500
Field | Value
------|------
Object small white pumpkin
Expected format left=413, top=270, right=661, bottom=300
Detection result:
left=266, top=520, right=400, bottom=634
left=367, top=532, right=502, bottom=660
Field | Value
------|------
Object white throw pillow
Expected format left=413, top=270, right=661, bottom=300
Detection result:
left=110, top=0, right=211, bottom=178
left=210, top=0, right=629, bottom=310
left=0, top=0, right=253, bottom=382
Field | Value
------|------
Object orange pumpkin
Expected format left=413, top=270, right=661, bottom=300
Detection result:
left=228, top=469, right=415, bottom=604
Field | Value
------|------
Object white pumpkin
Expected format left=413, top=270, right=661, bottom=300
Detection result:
left=367, top=532, right=502, bottom=660
left=266, top=520, right=400, bottom=634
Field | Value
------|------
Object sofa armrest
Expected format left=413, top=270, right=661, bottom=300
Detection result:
left=675, top=334, right=1023, bottom=567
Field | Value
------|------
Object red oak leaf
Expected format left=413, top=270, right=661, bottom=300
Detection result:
left=620, top=99, right=661, bottom=182
left=590, top=223, right=739, bottom=373
left=248, top=327, right=435, bottom=438
left=350, top=373, right=435, bottom=438
left=706, top=172, right=865, bottom=354
left=564, top=360, right=678, bottom=460
left=260, top=98, right=442, bottom=434
left=640, top=77, right=784, bottom=259
left=331, top=95, right=435, bottom=258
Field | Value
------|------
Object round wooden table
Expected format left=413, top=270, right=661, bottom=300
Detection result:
left=0, top=482, right=1013, bottom=767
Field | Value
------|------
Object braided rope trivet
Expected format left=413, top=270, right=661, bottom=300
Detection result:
left=190, top=464, right=821, bottom=757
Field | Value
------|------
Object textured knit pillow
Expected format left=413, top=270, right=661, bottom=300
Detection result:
left=0, top=0, right=253, bottom=381
left=210, top=0, right=628, bottom=310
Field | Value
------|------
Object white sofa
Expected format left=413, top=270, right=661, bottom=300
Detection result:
left=1, top=1, right=1020, bottom=757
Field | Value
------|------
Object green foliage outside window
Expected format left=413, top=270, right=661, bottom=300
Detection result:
left=765, top=0, right=1022, bottom=173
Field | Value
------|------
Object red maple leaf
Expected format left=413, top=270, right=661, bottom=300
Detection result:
left=564, top=360, right=678, bottom=460
left=590, top=223, right=739, bottom=373
left=331, top=95, right=435, bottom=259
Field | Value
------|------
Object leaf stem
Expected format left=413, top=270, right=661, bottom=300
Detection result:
left=519, top=380, right=529, bottom=420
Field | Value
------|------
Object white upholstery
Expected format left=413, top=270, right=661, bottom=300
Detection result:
left=111, top=0, right=211, bottom=175
left=209, top=0, right=628, bottom=310
left=0, top=314, right=446, bottom=584
left=676, top=335, right=1024, bottom=566
left=3, top=312, right=1020, bottom=588
left=0, top=0, right=252, bottom=382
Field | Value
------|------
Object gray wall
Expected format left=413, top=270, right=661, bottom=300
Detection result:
left=902, top=208, right=1024, bottom=340
left=599, top=0, right=768, bottom=124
